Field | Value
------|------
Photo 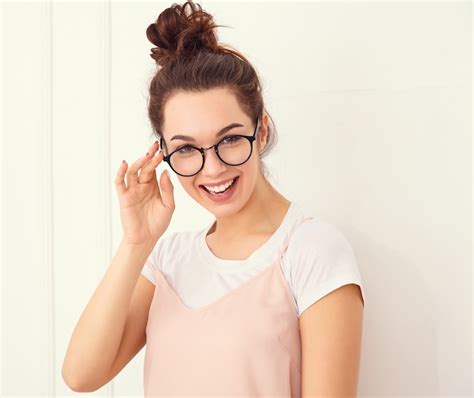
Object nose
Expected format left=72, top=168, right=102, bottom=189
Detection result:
left=200, top=146, right=228, bottom=177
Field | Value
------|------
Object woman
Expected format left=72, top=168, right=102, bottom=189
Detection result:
left=62, top=1, right=365, bottom=396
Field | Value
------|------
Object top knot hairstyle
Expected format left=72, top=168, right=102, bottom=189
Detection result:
left=145, top=1, right=277, bottom=178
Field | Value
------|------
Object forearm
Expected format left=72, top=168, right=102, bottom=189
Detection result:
left=61, top=238, right=156, bottom=390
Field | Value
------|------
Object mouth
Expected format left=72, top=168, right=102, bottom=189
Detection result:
left=199, top=176, right=239, bottom=195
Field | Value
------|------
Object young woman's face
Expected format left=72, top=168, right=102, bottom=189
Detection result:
left=161, top=87, right=268, bottom=217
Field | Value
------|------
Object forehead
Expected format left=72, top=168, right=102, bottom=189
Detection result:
left=162, top=87, right=250, bottom=141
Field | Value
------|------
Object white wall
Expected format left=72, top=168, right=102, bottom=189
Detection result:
left=1, top=1, right=471, bottom=397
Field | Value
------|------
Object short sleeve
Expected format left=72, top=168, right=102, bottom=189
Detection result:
left=287, top=219, right=365, bottom=317
left=140, top=235, right=169, bottom=285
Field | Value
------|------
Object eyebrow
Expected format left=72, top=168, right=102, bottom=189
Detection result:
left=170, top=122, right=244, bottom=142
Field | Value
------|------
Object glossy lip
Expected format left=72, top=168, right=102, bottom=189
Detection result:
left=199, top=176, right=238, bottom=188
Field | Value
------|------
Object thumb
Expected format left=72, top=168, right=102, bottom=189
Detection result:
left=160, top=169, right=175, bottom=210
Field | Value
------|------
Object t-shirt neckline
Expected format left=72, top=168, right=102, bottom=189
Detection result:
left=198, top=201, right=297, bottom=272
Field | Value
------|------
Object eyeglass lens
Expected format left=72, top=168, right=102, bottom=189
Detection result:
left=169, top=136, right=252, bottom=176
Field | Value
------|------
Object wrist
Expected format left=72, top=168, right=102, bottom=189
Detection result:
left=119, top=237, right=157, bottom=252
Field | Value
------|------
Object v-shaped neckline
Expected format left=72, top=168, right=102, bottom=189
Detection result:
left=155, top=258, right=282, bottom=314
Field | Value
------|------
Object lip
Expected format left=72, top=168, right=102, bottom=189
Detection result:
left=200, top=176, right=239, bottom=202
left=199, top=177, right=238, bottom=188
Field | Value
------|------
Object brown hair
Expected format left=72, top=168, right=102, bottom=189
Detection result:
left=145, top=1, right=277, bottom=178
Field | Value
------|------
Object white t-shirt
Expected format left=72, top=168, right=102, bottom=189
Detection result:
left=141, top=201, right=366, bottom=317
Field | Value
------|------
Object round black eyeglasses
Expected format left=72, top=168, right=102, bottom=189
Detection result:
left=159, top=117, right=260, bottom=177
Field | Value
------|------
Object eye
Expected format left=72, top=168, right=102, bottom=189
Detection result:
left=176, top=145, right=194, bottom=154
left=221, top=135, right=242, bottom=145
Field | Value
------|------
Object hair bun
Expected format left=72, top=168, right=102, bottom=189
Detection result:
left=146, top=1, right=224, bottom=67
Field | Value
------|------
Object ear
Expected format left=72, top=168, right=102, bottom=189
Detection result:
left=257, top=113, right=269, bottom=154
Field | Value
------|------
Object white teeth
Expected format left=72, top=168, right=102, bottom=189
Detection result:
left=204, top=178, right=235, bottom=193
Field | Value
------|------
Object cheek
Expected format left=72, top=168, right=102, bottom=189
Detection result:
left=237, top=163, right=259, bottom=187
left=177, top=177, right=196, bottom=194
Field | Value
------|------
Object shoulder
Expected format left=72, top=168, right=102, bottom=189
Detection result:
left=141, top=228, right=200, bottom=282
left=154, top=230, right=179, bottom=251
left=160, top=228, right=202, bottom=251
left=284, top=218, right=364, bottom=315
left=287, top=217, right=355, bottom=259
left=284, top=217, right=361, bottom=291
left=148, top=230, right=181, bottom=266
left=155, top=228, right=204, bottom=264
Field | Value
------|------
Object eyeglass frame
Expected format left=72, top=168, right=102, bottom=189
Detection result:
left=159, top=116, right=260, bottom=177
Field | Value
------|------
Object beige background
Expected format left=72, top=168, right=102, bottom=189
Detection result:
left=1, top=0, right=472, bottom=397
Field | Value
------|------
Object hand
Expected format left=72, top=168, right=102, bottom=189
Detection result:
left=115, top=140, right=175, bottom=246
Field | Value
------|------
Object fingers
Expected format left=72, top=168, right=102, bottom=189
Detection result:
left=115, top=160, right=128, bottom=196
left=159, top=169, right=175, bottom=210
left=126, top=141, right=161, bottom=188
left=139, top=148, right=165, bottom=184
left=115, top=140, right=162, bottom=192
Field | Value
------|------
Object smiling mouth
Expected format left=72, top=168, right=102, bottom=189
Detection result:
left=200, top=177, right=238, bottom=194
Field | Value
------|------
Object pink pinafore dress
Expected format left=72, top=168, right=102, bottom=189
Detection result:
left=144, top=216, right=313, bottom=398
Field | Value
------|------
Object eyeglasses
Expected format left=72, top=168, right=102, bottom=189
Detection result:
left=160, top=117, right=260, bottom=177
